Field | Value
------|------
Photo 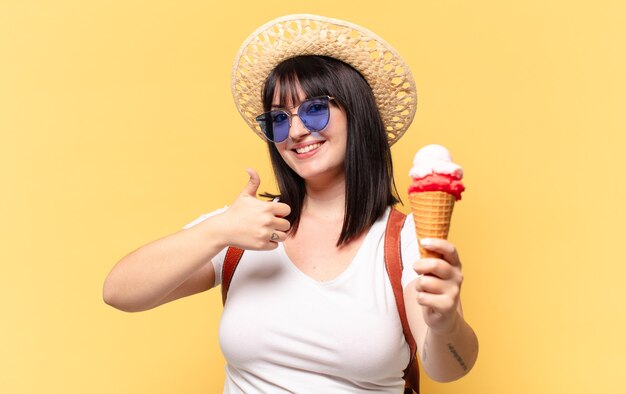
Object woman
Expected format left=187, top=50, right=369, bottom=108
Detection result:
left=104, top=15, right=478, bottom=393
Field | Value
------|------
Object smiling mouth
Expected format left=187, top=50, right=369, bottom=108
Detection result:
left=293, top=142, right=324, bottom=154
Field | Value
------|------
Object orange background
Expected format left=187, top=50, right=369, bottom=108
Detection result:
left=1, top=1, right=625, bottom=393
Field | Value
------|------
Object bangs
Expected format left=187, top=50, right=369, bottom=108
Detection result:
left=262, top=56, right=337, bottom=111
left=271, top=70, right=303, bottom=109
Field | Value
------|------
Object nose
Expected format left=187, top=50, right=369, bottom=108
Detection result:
left=288, top=113, right=310, bottom=141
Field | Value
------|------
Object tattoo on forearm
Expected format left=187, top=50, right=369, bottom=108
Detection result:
left=447, top=343, right=468, bottom=371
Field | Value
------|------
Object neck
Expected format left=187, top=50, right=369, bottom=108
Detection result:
left=302, top=172, right=346, bottom=221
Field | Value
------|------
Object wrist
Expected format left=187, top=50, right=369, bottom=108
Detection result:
left=195, top=211, right=230, bottom=251
left=429, top=312, right=461, bottom=339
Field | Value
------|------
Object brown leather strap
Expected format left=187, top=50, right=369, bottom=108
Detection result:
left=385, top=208, right=420, bottom=393
left=221, top=246, right=244, bottom=305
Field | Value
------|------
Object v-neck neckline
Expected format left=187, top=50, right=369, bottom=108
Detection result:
left=278, top=207, right=389, bottom=286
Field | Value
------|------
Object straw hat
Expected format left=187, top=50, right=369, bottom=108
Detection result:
left=231, top=14, right=417, bottom=146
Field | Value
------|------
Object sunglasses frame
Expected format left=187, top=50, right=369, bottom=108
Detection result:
left=255, top=96, right=336, bottom=143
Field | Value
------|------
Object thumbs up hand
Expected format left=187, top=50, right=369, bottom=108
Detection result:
left=218, top=169, right=291, bottom=250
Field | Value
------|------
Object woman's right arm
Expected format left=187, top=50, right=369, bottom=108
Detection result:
left=102, top=215, right=226, bottom=312
left=102, top=169, right=291, bottom=313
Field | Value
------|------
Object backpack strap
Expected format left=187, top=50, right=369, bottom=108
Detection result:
left=221, top=207, right=420, bottom=392
left=221, top=246, right=244, bottom=305
left=385, top=207, right=420, bottom=394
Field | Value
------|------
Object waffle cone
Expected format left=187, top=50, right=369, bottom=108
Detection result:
left=409, top=191, right=456, bottom=258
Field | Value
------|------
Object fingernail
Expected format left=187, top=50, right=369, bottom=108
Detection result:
left=420, top=238, right=434, bottom=247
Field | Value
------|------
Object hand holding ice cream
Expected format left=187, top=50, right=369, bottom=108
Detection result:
left=408, top=145, right=469, bottom=336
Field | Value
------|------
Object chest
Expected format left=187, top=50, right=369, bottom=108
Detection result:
left=283, top=218, right=366, bottom=282
left=219, top=246, right=409, bottom=390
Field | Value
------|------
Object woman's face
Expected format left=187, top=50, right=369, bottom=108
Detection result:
left=272, top=86, right=348, bottom=184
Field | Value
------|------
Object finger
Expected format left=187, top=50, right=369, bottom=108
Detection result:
left=413, top=259, right=455, bottom=279
left=241, top=168, right=261, bottom=197
left=419, top=238, right=461, bottom=267
left=268, top=230, right=287, bottom=243
left=416, top=292, right=457, bottom=315
left=260, top=241, right=279, bottom=251
left=414, top=274, right=445, bottom=294
left=272, top=202, right=292, bottom=218
left=272, top=217, right=291, bottom=232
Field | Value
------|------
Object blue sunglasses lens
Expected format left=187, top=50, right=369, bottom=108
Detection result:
left=255, top=111, right=290, bottom=143
left=255, top=97, right=331, bottom=143
left=299, top=98, right=331, bottom=132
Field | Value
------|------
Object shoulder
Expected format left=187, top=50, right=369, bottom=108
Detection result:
left=182, top=206, right=229, bottom=229
left=381, top=207, right=414, bottom=240
left=401, top=211, right=416, bottom=239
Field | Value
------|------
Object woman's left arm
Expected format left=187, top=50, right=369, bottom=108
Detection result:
left=403, top=238, right=479, bottom=382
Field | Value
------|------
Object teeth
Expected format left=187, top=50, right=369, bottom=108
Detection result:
left=295, top=143, right=322, bottom=154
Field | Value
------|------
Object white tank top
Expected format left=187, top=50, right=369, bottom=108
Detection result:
left=186, top=208, right=420, bottom=393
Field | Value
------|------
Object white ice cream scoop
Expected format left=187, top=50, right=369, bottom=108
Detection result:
left=409, top=144, right=463, bottom=179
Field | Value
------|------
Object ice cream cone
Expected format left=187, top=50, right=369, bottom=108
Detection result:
left=409, top=191, right=455, bottom=259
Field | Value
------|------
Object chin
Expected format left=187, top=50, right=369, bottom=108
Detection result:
left=295, top=164, right=344, bottom=182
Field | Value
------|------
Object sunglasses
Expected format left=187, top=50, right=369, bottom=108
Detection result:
left=255, top=96, right=335, bottom=143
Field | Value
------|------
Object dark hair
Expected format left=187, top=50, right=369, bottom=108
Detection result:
left=261, top=55, right=399, bottom=246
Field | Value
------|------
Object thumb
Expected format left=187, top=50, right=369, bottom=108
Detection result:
left=241, top=168, right=261, bottom=197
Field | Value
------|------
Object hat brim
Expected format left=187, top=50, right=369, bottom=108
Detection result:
left=231, top=14, right=417, bottom=146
